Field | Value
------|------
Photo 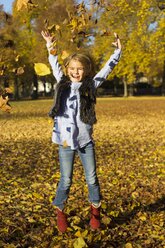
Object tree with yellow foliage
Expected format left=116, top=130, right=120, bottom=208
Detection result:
left=91, top=0, right=165, bottom=96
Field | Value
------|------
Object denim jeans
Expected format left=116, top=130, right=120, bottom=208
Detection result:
left=53, top=141, right=101, bottom=210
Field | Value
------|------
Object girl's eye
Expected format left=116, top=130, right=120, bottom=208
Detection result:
left=69, top=67, right=84, bottom=70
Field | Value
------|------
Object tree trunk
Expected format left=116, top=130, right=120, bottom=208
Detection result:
left=21, top=81, right=25, bottom=98
left=113, top=76, right=119, bottom=96
left=31, top=73, right=38, bottom=99
left=123, top=76, right=128, bottom=97
left=14, top=75, right=19, bottom=100
left=41, top=76, right=46, bottom=97
left=129, top=84, right=134, bottom=96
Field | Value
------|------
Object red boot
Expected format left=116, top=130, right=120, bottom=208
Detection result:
left=56, top=208, right=68, bottom=233
left=89, top=204, right=101, bottom=230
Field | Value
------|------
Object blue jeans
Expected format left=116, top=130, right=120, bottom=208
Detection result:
left=53, top=141, right=101, bottom=210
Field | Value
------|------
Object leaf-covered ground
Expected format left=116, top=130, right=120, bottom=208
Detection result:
left=0, top=98, right=165, bottom=248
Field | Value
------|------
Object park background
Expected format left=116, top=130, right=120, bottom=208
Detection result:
left=0, top=0, right=165, bottom=99
left=0, top=0, right=165, bottom=248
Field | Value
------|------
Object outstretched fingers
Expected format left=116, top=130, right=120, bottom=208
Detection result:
left=112, top=32, right=121, bottom=49
left=41, top=30, right=54, bottom=43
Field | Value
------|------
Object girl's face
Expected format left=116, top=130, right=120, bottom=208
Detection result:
left=67, top=59, right=86, bottom=82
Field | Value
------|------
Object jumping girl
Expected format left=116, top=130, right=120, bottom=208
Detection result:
left=41, top=30, right=121, bottom=232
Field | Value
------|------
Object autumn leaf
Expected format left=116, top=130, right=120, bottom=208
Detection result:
left=16, top=0, right=29, bottom=11
left=61, top=50, right=70, bottom=60
left=16, top=0, right=38, bottom=11
left=34, top=63, right=51, bottom=76
left=16, top=67, right=24, bottom=75
left=50, top=49, right=58, bottom=56
left=47, top=24, right=56, bottom=33
left=0, top=87, right=12, bottom=113
left=73, top=237, right=87, bottom=248
left=0, top=96, right=11, bottom=113
left=125, top=243, right=133, bottom=248
left=15, top=55, right=20, bottom=62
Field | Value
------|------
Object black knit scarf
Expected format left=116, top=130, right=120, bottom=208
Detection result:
left=49, top=75, right=97, bottom=125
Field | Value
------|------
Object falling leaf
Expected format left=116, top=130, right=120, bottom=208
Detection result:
left=27, top=0, right=38, bottom=10
left=16, top=0, right=38, bottom=11
left=63, top=18, right=69, bottom=25
left=0, top=96, right=11, bottom=113
left=15, top=55, right=20, bottom=62
left=48, top=24, right=56, bottom=32
left=16, top=0, right=29, bottom=11
left=61, top=50, right=69, bottom=60
left=76, top=2, right=86, bottom=14
left=34, top=63, right=51, bottom=76
left=69, top=18, right=79, bottom=31
left=0, top=70, right=4, bottom=76
left=50, top=48, right=58, bottom=56
left=55, top=25, right=61, bottom=31
left=100, top=29, right=111, bottom=36
left=44, top=19, right=49, bottom=28
left=16, top=67, right=24, bottom=75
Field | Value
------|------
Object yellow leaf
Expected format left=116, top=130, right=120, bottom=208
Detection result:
left=0, top=96, right=11, bottom=113
left=17, top=67, right=24, bottom=75
left=48, top=24, right=55, bottom=32
left=82, top=230, right=88, bottom=237
left=102, top=216, right=111, bottom=225
left=1, top=227, right=9, bottom=233
left=15, top=55, right=20, bottom=61
left=27, top=216, right=35, bottom=223
left=16, top=0, right=29, bottom=11
left=50, top=49, right=58, bottom=56
left=73, top=237, right=87, bottom=248
left=125, top=243, right=133, bottom=248
left=101, top=202, right=107, bottom=209
left=34, top=63, right=51, bottom=76
left=56, top=25, right=61, bottom=30
left=32, top=192, right=42, bottom=199
left=131, top=191, right=139, bottom=199
left=69, top=18, right=78, bottom=31
left=61, top=50, right=69, bottom=60
left=139, top=215, right=147, bottom=221
left=75, top=230, right=82, bottom=237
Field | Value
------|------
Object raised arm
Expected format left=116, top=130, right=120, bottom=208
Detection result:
left=93, top=33, right=121, bottom=88
left=41, top=31, right=63, bottom=83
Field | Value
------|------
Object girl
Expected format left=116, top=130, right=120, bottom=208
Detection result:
left=41, top=31, right=121, bottom=232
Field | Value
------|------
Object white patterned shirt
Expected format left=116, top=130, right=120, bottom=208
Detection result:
left=47, top=43, right=121, bottom=149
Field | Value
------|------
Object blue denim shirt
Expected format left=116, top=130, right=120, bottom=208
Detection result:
left=47, top=43, right=121, bottom=149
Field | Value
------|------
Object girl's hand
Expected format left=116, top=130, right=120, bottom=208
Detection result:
left=41, top=30, right=55, bottom=43
left=112, top=32, right=121, bottom=49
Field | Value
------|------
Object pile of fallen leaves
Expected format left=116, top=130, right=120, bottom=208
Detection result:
left=0, top=98, right=165, bottom=248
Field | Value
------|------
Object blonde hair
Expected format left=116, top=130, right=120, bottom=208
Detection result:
left=63, top=53, right=95, bottom=77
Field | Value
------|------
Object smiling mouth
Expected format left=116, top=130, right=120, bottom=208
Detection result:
left=71, top=74, right=80, bottom=79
